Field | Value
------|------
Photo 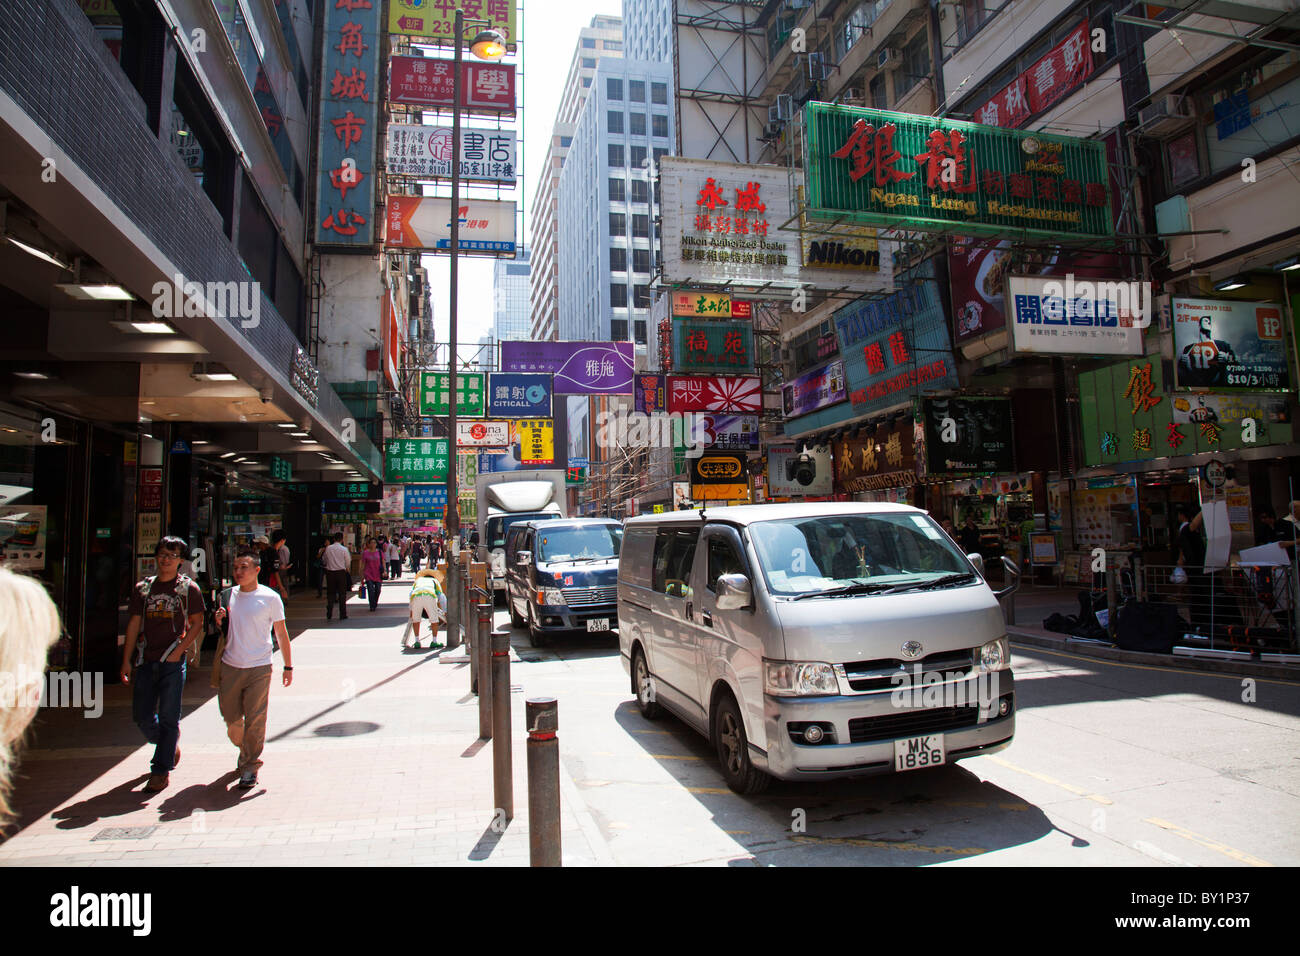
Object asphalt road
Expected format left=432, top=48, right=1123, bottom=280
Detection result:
left=502, top=607, right=1300, bottom=867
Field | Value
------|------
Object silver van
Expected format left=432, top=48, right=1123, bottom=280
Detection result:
left=617, top=502, right=1019, bottom=794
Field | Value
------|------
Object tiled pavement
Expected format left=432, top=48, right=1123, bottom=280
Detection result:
left=1, top=576, right=612, bottom=867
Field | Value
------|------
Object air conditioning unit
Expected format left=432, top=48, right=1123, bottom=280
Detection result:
left=839, top=87, right=865, bottom=104
left=807, top=52, right=828, bottom=81
left=878, top=48, right=903, bottom=70
left=775, top=93, right=794, bottom=121
left=763, top=122, right=786, bottom=141
left=1137, top=95, right=1193, bottom=137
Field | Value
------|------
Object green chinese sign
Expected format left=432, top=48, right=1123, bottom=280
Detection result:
left=419, top=371, right=485, bottom=417
left=330, top=482, right=381, bottom=499
left=671, top=320, right=754, bottom=374
left=1078, top=358, right=1292, bottom=467
left=269, top=456, right=292, bottom=482
left=384, top=438, right=451, bottom=483
left=803, top=103, right=1114, bottom=241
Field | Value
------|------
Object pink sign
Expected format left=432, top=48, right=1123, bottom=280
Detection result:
left=389, top=56, right=515, bottom=115
left=973, top=20, right=1092, bottom=128
left=667, top=376, right=762, bottom=413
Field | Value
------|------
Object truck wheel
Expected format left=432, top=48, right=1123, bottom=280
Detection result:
left=712, top=693, right=770, bottom=795
left=528, top=607, right=548, bottom=648
left=508, top=598, right=524, bottom=629
left=632, top=646, right=661, bottom=719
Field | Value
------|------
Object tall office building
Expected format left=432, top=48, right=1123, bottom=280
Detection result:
left=623, top=0, right=673, bottom=65
left=492, top=244, right=532, bottom=343
left=557, top=59, right=675, bottom=350
left=528, top=15, right=623, bottom=342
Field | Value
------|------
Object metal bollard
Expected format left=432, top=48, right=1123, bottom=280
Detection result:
left=526, top=698, right=561, bottom=867
left=491, top=630, right=513, bottom=821
left=457, top=552, right=472, bottom=649
left=468, top=589, right=479, bottom=694
left=1105, top=560, right=1118, bottom=640
left=477, top=600, right=494, bottom=740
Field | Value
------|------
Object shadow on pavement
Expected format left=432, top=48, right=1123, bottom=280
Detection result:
left=156, top=771, right=261, bottom=822
left=47, top=773, right=156, bottom=830
left=467, top=818, right=509, bottom=860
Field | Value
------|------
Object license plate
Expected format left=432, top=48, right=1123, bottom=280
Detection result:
left=893, top=734, right=945, bottom=772
left=587, top=618, right=610, bottom=632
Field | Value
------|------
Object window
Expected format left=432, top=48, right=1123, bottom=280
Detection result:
left=610, top=247, right=628, bottom=272
left=631, top=145, right=647, bottom=167
left=654, top=146, right=669, bottom=165
left=609, top=212, right=626, bottom=236
left=583, top=76, right=592, bottom=88
left=1166, top=130, right=1201, bottom=188
left=605, top=40, right=623, bottom=51
left=609, top=143, right=624, bottom=167
left=582, top=37, right=596, bottom=48
left=630, top=179, right=649, bottom=204
left=630, top=112, right=646, bottom=136
left=707, top=536, right=747, bottom=592
left=610, top=283, right=628, bottom=308
left=632, top=214, right=649, bottom=238
left=560, top=136, right=572, bottom=148
left=630, top=80, right=646, bottom=102
left=608, top=110, right=624, bottom=133
left=652, top=114, right=668, bottom=138
left=652, top=82, right=668, bottom=104
left=611, top=318, right=629, bottom=339
left=896, top=30, right=931, bottom=99
left=634, top=284, right=650, bottom=309
left=834, top=1, right=891, bottom=61
left=955, top=0, right=989, bottom=46
left=633, top=248, right=651, bottom=273
left=608, top=77, right=623, bottom=100
left=634, top=319, right=648, bottom=345
left=870, top=73, right=888, bottom=110
left=609, top=177, right=626, bottom=201
left=581, top=57, right=596, bottom=69
left=652, top=527, right=699, bottom=597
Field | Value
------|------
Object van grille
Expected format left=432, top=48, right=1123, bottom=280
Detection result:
left=847, top=704, right=984, bottom=744
left=561, top=585, right=617, bottom=606
left=843, top=649, right=974, bottom=692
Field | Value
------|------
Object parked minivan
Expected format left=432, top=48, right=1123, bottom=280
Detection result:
left=506, top=518, right=623, bottom=646
left=617, top=502, right=1018, bottom=793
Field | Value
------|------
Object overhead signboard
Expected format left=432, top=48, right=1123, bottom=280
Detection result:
left=690, top=450, right=749, bottom=501
left=921, top=398, right=1016, bottom=475
left=456, top=420, right=510, bottom=447
left=486, top=372, right=552, bottom=417
left=671, top=320, right=754, bottom=374
left=803, top=103, right=1114, bottom=241
left=386, top=196, right=516, bottom=254
left=384, top=438, right=450, bottom=483
left=767, top=445, right=834, bottom=497
left=1008, top=275, right=1145, bottom=356
left=419, top=371, right=485, bottom=417
left=404, top=484, right=448, bottom=518
left=518, top=419, right=555, bottom=466
left=782, top=360, right=847, bottom=419
left=387, top=0, right=518, bottom=50
left=670, top=291, right=750, bottom=318
left=974, top=21, right=1094, bottom=127
left=667, top=375, right=762, bottom=413
left=386, top=124, right=516, bottom=182
left=696, top=414, right=760, bottom=450
left=832, top=418, right=917, bottom=493
left=634, top=374, right=666, bottom=414
left=658, top=157, right=895, bottom=293
left=500, top=341, right=635, bottom=394
left=388, top=56, right=516, bottom=115
left=1171, top=297, right=1289, bottom=390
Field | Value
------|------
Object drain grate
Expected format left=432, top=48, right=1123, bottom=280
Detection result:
left=91, top=825, right=158, bottom=841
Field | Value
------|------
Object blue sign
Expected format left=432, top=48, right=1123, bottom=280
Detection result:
left=169, top=440, right=191, bottom=454
left=404, top=484, right=448, bottom=518
left=487, top=372, right=552, bottom=418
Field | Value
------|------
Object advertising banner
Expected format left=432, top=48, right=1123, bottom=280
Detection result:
left=921, top=398, right=1015, bottom=475
left=667, top=375, right=762, bottom=413
left=420, top=371, right=485, bottom=416
left=519, top=419, right=555, bottom=465
left=388, top=56, right=516, bottom=115
left=566, top=397, right=590, bottom=466
left=782, top=360, right=847, bottom=418
left=486, top=372, right=552, bottom=417
left=1171, top=297, right=1289, bottom=390
left=690, top=450, right=749, bottom=501
left=634, top=374, right=666, bottom=414
left=1, top=504, right=47, bottom=570
left=696, top=414, right=760, bottom=450
left=380, top=484, right=405, bottom=517
left=456, top=420, right=510, bottom=447
left=767, top=445, right=834, bottom=497
left=384, top=438, right=450, bottom=483
left=387, top=196, right=516, bottom=254
left=671, top=320, right=754, bottom=374
left=404, top=485, right=448, bottom=518
left=1007, top=275, right=1145, bottom=355
left=388, top=0, right=518, bottom=49
left=974, top=21, right=1094, bottom=127
left=803, top=103, right=1113, bottom=241
left=386, top=124, right=516, bottom=182
left=670, top=291, right=751, bottom=317
left=501, top=341, right=635, bottom=394
left=832, top=420, right=917, bottom=493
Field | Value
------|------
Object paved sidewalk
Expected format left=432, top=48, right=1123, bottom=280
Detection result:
left=1, top=575, right=612, bottom=867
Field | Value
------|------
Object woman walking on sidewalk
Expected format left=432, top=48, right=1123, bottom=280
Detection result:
left=361, top=538, right=384, bottom=612
left=403, top=568, right=446, bottom=650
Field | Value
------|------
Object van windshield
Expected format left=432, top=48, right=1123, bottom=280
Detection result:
left=488, top=512, right=560, bottom=550
left=537, top=526, right=623, bottom=563
left=748, top=513, right=973, bottom=597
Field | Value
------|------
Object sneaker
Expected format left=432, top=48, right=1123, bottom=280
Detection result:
left=144, top=773, right=169, bottom=793
left=412, top=642, right=420, bottom=650
left=238, top=771, right=257, bottom=790
left=429, top=642, right=445, bottom=650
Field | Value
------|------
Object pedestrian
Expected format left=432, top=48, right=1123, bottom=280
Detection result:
left=213, top=547, right=293, bottom=790
left=272, top=531, right=292, bottom=600
left=940, top=517, right=957, bottom=540
left=1255, top=506, right=1279, bottom=548
left=1172, top=504, right=1209, bottom=627
left=120, top=536, right=205, bottom=793
left=402, top=567, right=446, bottom=651
left=958, top=515, right=982, bottom=555
left=361, top=538, right=384, bottom=611
left=0, top=567, right=63, bottom=826
left=254, top=534, right=277, bottom=590
left=322, top=532, right=352, bottom=621
left=387, top=536, right=403, bottom=580
left=411, top=537, right=425, bottom=573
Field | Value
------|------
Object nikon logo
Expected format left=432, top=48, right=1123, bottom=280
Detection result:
left=698, top=457, right=742, bottom=478
left=808, top=241, right=881, bottom=270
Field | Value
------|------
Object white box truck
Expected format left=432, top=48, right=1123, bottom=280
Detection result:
left=475, top=470, right=567, bottom=598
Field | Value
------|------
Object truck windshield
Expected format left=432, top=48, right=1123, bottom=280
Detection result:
left=537, top=526, right=623, bottom=563
left=748, top=513, right=974, bottom=597
left=488, top=513, right=560, bottom=550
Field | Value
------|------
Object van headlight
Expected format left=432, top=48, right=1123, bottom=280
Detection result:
left=535, top=588, right=564, bottom=606
left=979, top=637, right=1010, bottom=671
left=764, top=660, right=839, bottom=696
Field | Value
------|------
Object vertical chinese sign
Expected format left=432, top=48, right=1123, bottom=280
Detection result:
left=316, top=0, right=382, bottom=248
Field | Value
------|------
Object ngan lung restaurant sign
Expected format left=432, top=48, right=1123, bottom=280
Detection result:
left=803, top=103, right=1114, bottom=241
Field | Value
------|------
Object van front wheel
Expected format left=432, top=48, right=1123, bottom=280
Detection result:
left=713, top=694, right=770, bottom=795
left=632, top=647, right=661, bottom=719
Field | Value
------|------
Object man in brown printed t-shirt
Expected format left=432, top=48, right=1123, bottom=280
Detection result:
left=121, top=536, right=205, bottom=793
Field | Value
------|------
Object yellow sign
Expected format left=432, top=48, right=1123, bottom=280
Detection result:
left=672, top=291, right=730, bottom=317
left=652, top=504, right=665, bottom=513
left=388, top=0, right=518, bottom=48
left=692, top=483, right=749, bottom=500
left=519, top=419, right=554, bottom=465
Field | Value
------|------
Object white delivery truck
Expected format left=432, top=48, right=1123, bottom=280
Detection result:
left=475, top=470, right=568, bottom=599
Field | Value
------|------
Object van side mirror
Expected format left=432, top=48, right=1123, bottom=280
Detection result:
left=516, top=551, right=531, bottom=565
left=715, top=573, right=753, bottom=611
left=967, top=553, right=985, bottom=576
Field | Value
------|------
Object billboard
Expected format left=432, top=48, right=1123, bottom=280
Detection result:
left=671, top=320, right=754, bottom=374
left=832, top=419, right=917, bottom=494
left=696, top=414, right=760, bottom=450
left=1171, top=298, right=1289, bottom=390
left=782, top=360, right=847, bottom=418
left=388, top=56, right=516, bottom=115
left=386, top=125, right=516, bottom=182
left=974, top=21, right=1094, bottom=127
left=670, top=291, right=751, bottom=317
left=419, top=371, right=485, bottom=416
left=767, top=445, right=834, bottom=497
left=690, top=450, right=749, bottom=501
left=386, top=197, right=516, bottom=254
left=404, top=485, right=448, bottom=518
left=633, top=374, right=666, bottom=414
left=486, top=372, right=552, bottom=417
left=500, top=341, right=635, bottom=394
left=518, top=420, right=555, bottom=466
left=388, top=0, right=518, bottom=50
left=921, top=398, right=1015, bottom=475
left=1007, top=275, right=1145, bottom=355
left=456, top=420, right=510, bottom=447
left=667, top=375, right=762, bottom=413
left=385, top=439, right=450, bottom=483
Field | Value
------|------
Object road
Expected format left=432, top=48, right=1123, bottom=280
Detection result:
left=505, top=607, right=1300, bottom=867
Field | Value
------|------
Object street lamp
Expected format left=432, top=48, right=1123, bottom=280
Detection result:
left=446, top=9, right=506, bottom=542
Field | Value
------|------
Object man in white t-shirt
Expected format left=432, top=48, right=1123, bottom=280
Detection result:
left=214, top=547, right=294, bottom=790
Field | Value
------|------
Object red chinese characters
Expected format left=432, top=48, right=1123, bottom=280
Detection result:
left=913, top=130, right=976, bottom=193
left=335, top=21, right=368, bottom=58
left=331, top=110, right=366, bottom=149
left=330, top=67, right=370, bottom=101
left=830, top=120, right=914, bottom=186
left=693, top=178, right=768, bottom=237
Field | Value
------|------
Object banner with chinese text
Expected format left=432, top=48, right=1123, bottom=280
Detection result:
left=386, top=124, right=516, bottom=182
left=389, top=56, right=516, bottom=115
left=384, top=439, right=450, bottom=483
left=832, top=419, right=917, bottom=494
left=388, top=0, right=518, bottom=50
left=518, top=419, right=555, bottom=465
left=486, top=372, right=552, bottom=417
left=419, top=371, right=485, bottom=416
left=500, top=342, right=634, bottom=394
left=671, top=320, right=754, bottom=374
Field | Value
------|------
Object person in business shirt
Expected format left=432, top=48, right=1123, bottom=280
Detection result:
left=321, top=533, right=352, bottom=621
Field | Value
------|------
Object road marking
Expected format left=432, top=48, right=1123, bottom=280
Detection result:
left=1131, top=840, right=1193, bottom=867
left=984, top=755, right=1113, bottom=805
left=1144, top=817, right=1275, bottom=867
left=789, top=835, right=985, bottom=856
left=1010, top=642, right=1300, bottom=686
left=629, top=730, right=674, bottom=735
left=649, top=754, right=703, bottom=761
left=687, top=787, right=732, bottom=795
left=725, top=830, right=750, bottom=835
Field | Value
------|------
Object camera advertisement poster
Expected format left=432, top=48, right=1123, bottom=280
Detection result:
left=1, top=504, right=47, bottom=570
left=1172, top=297, right=1289, bottom=390
left=767, top=445, right=834, bottom=497
left=922, top=397, right=1015, bottom=475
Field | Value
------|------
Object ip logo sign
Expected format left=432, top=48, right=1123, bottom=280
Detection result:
left=1257, top=307, right=1283, bottom=340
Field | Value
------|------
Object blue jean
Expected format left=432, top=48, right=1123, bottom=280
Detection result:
left=132, top=660, right=185, bottom=774
left=365, top=579, right=381, bottom=610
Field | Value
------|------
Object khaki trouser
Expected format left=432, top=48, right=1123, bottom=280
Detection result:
left=218, top=662, right=273, bottom=774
